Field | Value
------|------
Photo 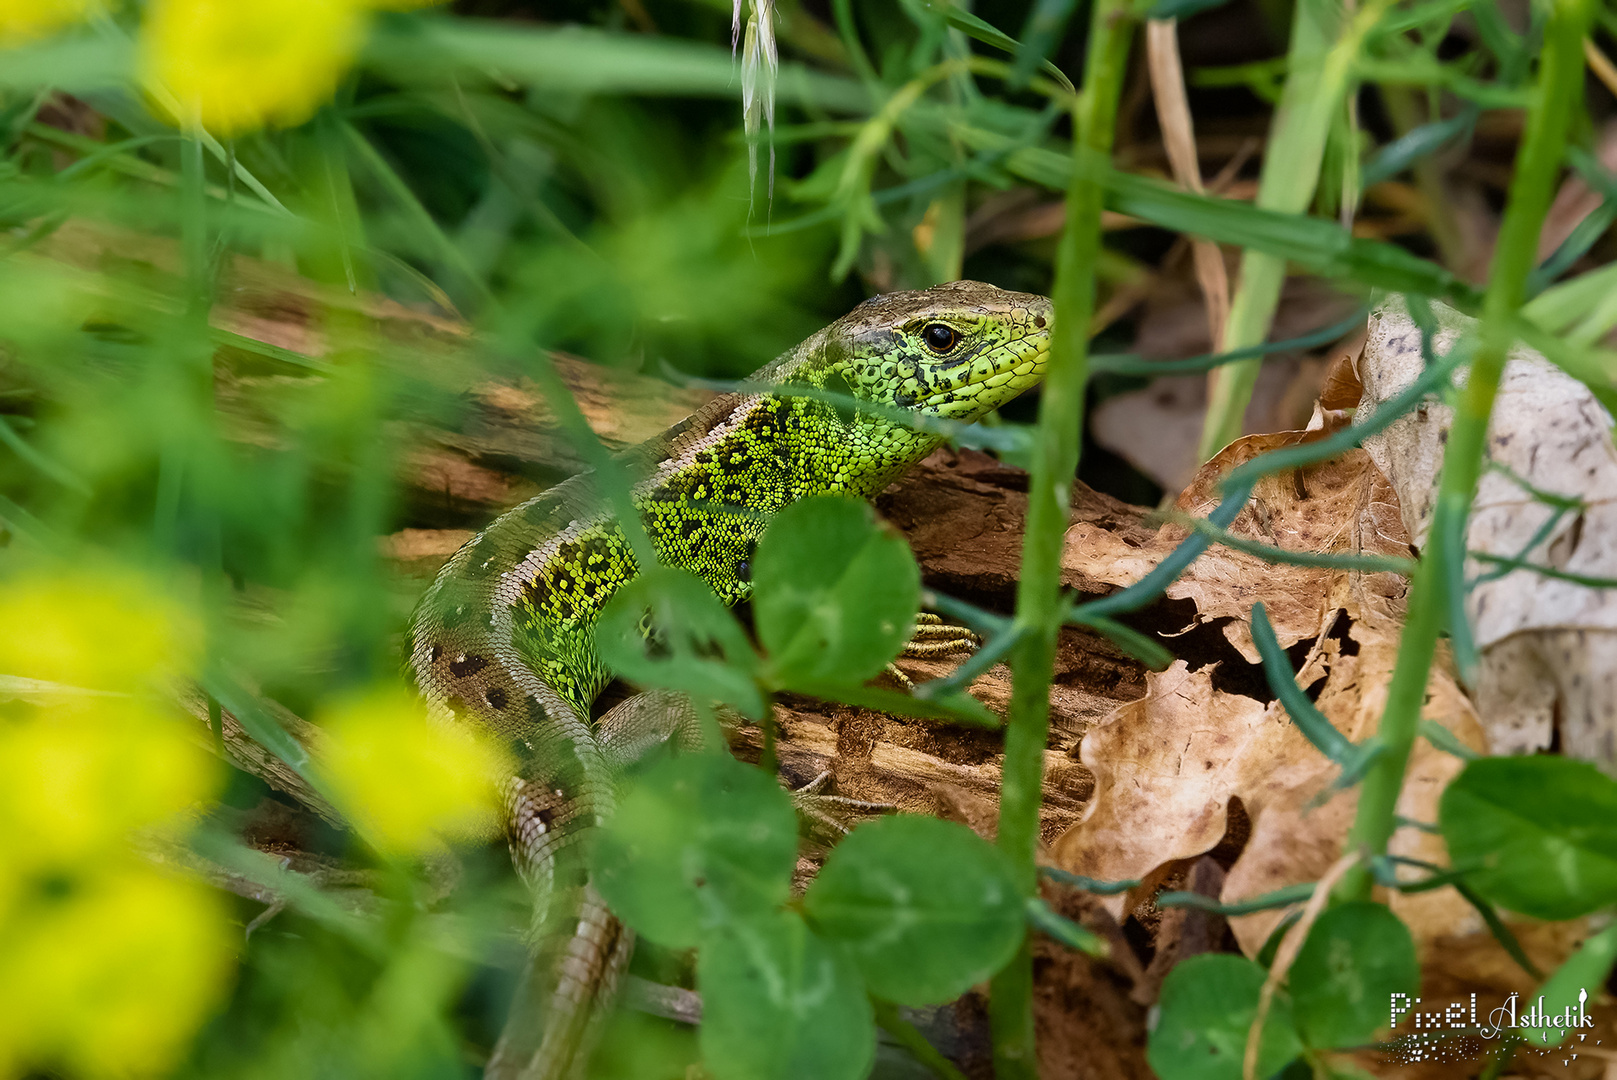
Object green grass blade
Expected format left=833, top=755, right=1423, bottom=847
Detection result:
left=1251, top=603, right=1359, bottom=766
left=1361, top=104, right=1478, bottom=187
left=1038, top=867, right=1141, bottom=895
left=1157, top=881, right=1316, bottom=915
left=1167, top=512, right=1415, bottom=574
left=1009, top=0, right=1079, bottom=87
left=340, top=120, right=493, bottom=305
left=916, top=2, right=1075, bottom=93
left=1089, top=309, right=1367, bottom=376
left=363, top=18, right=870, bottom=113
left=1024, top=897, right=1107, bottom=956
left=1066, top=612, right=1174, bottom=670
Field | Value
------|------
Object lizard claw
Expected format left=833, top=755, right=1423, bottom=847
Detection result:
left=788, top=770, right=895, bottom=837
left=882, top=661, right=915, bottom=691
left=885, top=613, right=980, bottom=689
left=900, top=612, right=980, bottom=658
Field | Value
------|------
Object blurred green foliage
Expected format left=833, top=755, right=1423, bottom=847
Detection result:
left=5, top=0, right=1617, bottom=1077
left=0, top=1, right=1081, bottom=1074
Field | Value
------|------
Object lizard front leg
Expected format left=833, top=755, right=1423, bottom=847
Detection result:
left=595, top=689, right=891, bottom=838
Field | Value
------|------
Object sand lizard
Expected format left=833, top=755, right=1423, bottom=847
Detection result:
left=408, top=280, right=1053, bottom=1080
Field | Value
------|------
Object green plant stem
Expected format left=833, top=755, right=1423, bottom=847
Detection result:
left=1336, top=0, right=1595, bottom=903
left=830, top=55, right=1076, bottom=279
left=1478, top=1034, right=1523, bottom=1080
left=162, top=130, right=221, bottom=581
left=830, top=0, right=878, bottom=85
left=1197, top=0, right=1393, bottom=461
left=1165, top=510, right=1416, bottom=574
left=340, top=121, right=494, bottom=307
left=872, top=1000, right=970, bottom=1080
left=313, top=112, right=369, bottom=295
left=1471, top=552, right=1617, bottom=590
left=180, top=131, right=208, bottom=314
left=1379, top=86, right=1468, bottom=271
left=988, top=3, right=1136, bottom=1076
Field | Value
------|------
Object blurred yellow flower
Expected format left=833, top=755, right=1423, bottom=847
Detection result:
left=0, top=868, right=234, bottom=1078
left=0, top=0, right=102, bottom=43
left=0, top=563, right=230, bottom=1077
left=0, top=700, right=219, bottom=873
left=318, top=686, right=513, bottom=855
left=138, top=0, right=368, bottom=135
left=0, top=567, right=199, bottom=691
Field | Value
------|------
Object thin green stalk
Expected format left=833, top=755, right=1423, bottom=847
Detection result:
left=988, top=2, right=1137, bottom=1075
left=0, top=414, right=86, bottom=493
left=831, top=0, right=879, bottom=86
left=1156, top=882, right=1316, bottom=916
left=1336, top=0, right=1595, bottom=902
left=340, top=121, right=494, bottom=307
left=155, top=131, right=213, bottom=557
left=180, top=131, right=208, bottom=317
left=1070, top=331, right=1467, bottom=623
left=1089, top=308, right=1367, bottom=376
left=1471, top=553, right=1617, bottom=589
left=1165, top=510, right=1416, bottom=574
left=505, top=338, right=661, bottom=573
left=872, top=1000, right=970, bottom=1080
left=24, top=123, right=291, bottom=216
left=314, top=112, right=368, bottom=295
left=1197, top=0, right=1394, bottom=461
left=0, top=493, right=52, bottom=547
left=830, top=56, right=1076, bottom=279
left=1469, top=507, right=1566, bottom=584
left=1478, top=1034, right=1523, bottom=1079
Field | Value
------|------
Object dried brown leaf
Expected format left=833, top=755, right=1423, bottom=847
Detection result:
left=1064, top=432, right=1412, bottom=658
left=1053, top=429, right=1496, bottom=975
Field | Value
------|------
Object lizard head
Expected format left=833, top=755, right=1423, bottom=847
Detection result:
left=823, top=279, right=1053, bottom=424
left=768, top=280, right=1051, bottom=492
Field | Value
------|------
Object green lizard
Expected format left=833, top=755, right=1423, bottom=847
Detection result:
left=408, top=279, right=1052, bottom=1080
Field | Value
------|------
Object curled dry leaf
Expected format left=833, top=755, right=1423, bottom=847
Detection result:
left=1360, top=298, right=1617, bottom=772
left=1063, top=430, right=1411, bottom=660
left=1049, top=427, right=1547, bottom=992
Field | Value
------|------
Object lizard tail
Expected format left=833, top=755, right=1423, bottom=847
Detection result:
left=486, top=885, right=635, bottom=1080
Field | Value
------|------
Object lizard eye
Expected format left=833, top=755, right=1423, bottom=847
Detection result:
left=921, top=323, right=958, bottom=353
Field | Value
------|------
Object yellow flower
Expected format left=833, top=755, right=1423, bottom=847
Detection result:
left=0, top=0, right=102, bottom=43
left=0, top=567, right=199, bottom=691
left=0, top=869, right=234, bottom=1078
left=318, top=686, right=513, bottom=855
left=138, top=0, right=368, bottom=135
left=0, top=663, right=228, bottom=1075
left=0, top=699, right=219, bottom=874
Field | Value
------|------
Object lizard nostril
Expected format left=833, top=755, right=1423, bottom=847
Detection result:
left=1034, top=315, right=1047, bottom=329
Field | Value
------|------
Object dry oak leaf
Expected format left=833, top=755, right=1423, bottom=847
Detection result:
left=1048, top=649, right=1483, bottom=961
left=1052, top=432, right=1493, bottom=967
left=1062, top=430, right=1411, bottom=661
left=1359, top=297, right=1617, bottom=772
